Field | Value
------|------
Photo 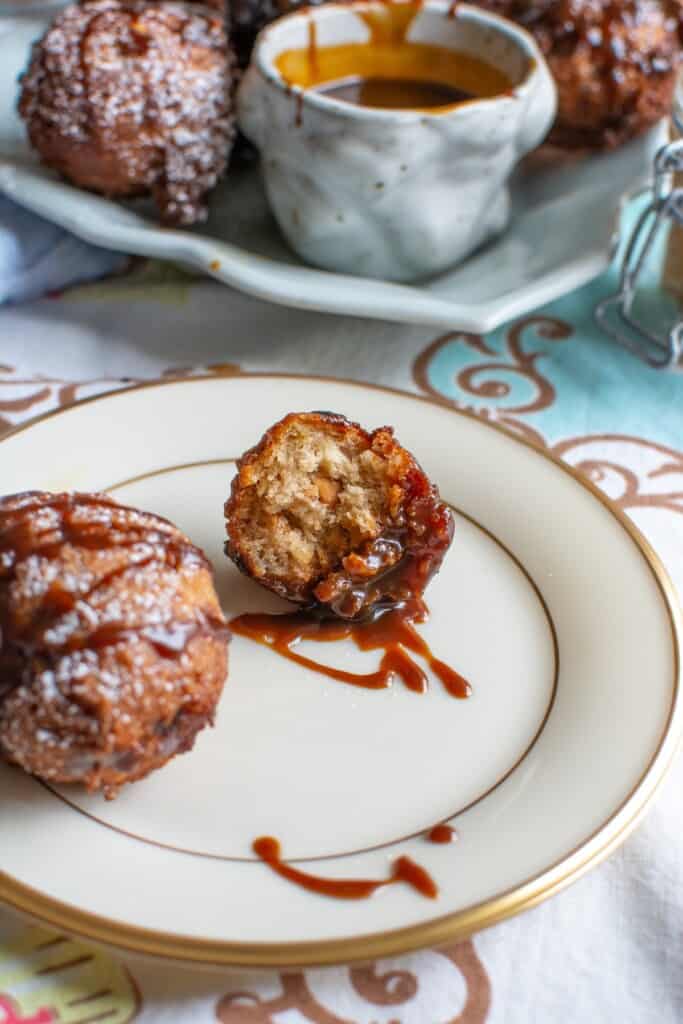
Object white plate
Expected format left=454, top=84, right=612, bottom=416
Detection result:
left=0, top=16, right=664, bottom=332
left=0, top=374, right=680, bottom=968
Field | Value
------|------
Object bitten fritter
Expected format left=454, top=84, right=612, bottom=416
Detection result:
left=0, top=492, right=229, bottom=798
left=18, top=0, right=238, bottom=224
left=225, top=412, right=454, bottom=620
left=477, top=0, right=683, bottom=148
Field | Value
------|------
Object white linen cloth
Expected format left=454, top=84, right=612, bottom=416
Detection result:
left=0, top=196, right=128, bottom=304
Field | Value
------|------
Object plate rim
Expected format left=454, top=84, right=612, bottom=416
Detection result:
left=0, top=371, right=681, bottom=969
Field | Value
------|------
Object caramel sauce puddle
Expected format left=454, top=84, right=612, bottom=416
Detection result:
left=427, top=823, right=458, bottom=843
left=253, top=836, right=438, bottom=899
left=229, top=598, right=471, bottom=699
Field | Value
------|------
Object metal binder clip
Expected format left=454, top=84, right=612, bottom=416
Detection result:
left=595, top=134, right=683, bottom=369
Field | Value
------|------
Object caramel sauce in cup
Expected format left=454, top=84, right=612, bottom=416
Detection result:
left=237, top=0, right=557, bottom=281
left=275, top=3, right=511, bottom=112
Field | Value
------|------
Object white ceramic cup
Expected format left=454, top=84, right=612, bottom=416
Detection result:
left=238, top=1, right=557, bottom=282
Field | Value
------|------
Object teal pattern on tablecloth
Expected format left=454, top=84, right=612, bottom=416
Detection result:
left=417, top=199, right=683, bottom=450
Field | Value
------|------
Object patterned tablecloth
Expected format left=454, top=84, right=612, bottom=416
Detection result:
left=0, top=236, right=682, bottom=1023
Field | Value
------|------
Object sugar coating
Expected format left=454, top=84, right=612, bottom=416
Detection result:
left=18, top=0, right=238, bottom=224
left=0, top=491, right=229, bottom=797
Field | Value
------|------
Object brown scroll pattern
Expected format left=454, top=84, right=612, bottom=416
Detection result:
left=215, top=940, right=491, bottom=1024
left=349, top=964, right=418, bottom=1005
left=412, top=316, right=573, bottom=443
left=0, top=369, right=126, bottom=437
left=0, top=363, right=241, bottom=438
left=553, top=435, right=683, bottom=515
left=413, top=325, right=683, bottom=518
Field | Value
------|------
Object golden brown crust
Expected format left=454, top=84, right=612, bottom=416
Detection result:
left=0, top=491, right=229, bottom=797
left=225, top=412, right=454, bottom=620
left=18, top=0, right=238, bottom=225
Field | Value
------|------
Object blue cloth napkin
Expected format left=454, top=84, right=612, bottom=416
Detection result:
left=0, top=194, right=129, bottom=304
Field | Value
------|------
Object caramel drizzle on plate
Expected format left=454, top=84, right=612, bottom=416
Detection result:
left=253, top=835, right=438, bottom=899
left=229, top=598, right=471, bottom=699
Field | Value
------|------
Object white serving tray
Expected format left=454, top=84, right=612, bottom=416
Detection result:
left=0, top=15, right=664, bottom=331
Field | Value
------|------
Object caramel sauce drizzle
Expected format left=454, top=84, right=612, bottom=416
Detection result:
left=307, top=17, right=319, bottom=76
left=253, top=836, right=438, bottom=899
left=229, top=598, right=471, bottom=699
left=0, top=494, right=226, bottom=673
left=427, top=823, right=458, bottom=843
left=358, top=0, right=423, bottom=48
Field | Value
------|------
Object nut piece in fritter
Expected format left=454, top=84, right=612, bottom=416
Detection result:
left=18, top=0, right=238, bottom=224
left=0, top=491, right=229, bottom=798
left=225, top=412, right=454, bottom=620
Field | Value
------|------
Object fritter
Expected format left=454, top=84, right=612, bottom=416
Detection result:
left=19, top=0, right=238, bottom=224
left=477, top=0, right=683, bottom=148
left=225, top=412, right=454, bottom=620
left=0, top=491, right=229, bottom=798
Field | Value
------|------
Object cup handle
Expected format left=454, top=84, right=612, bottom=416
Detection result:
left=236, top=68, right=266, bottom=151
left=517, top=62, right=558, bottom=156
